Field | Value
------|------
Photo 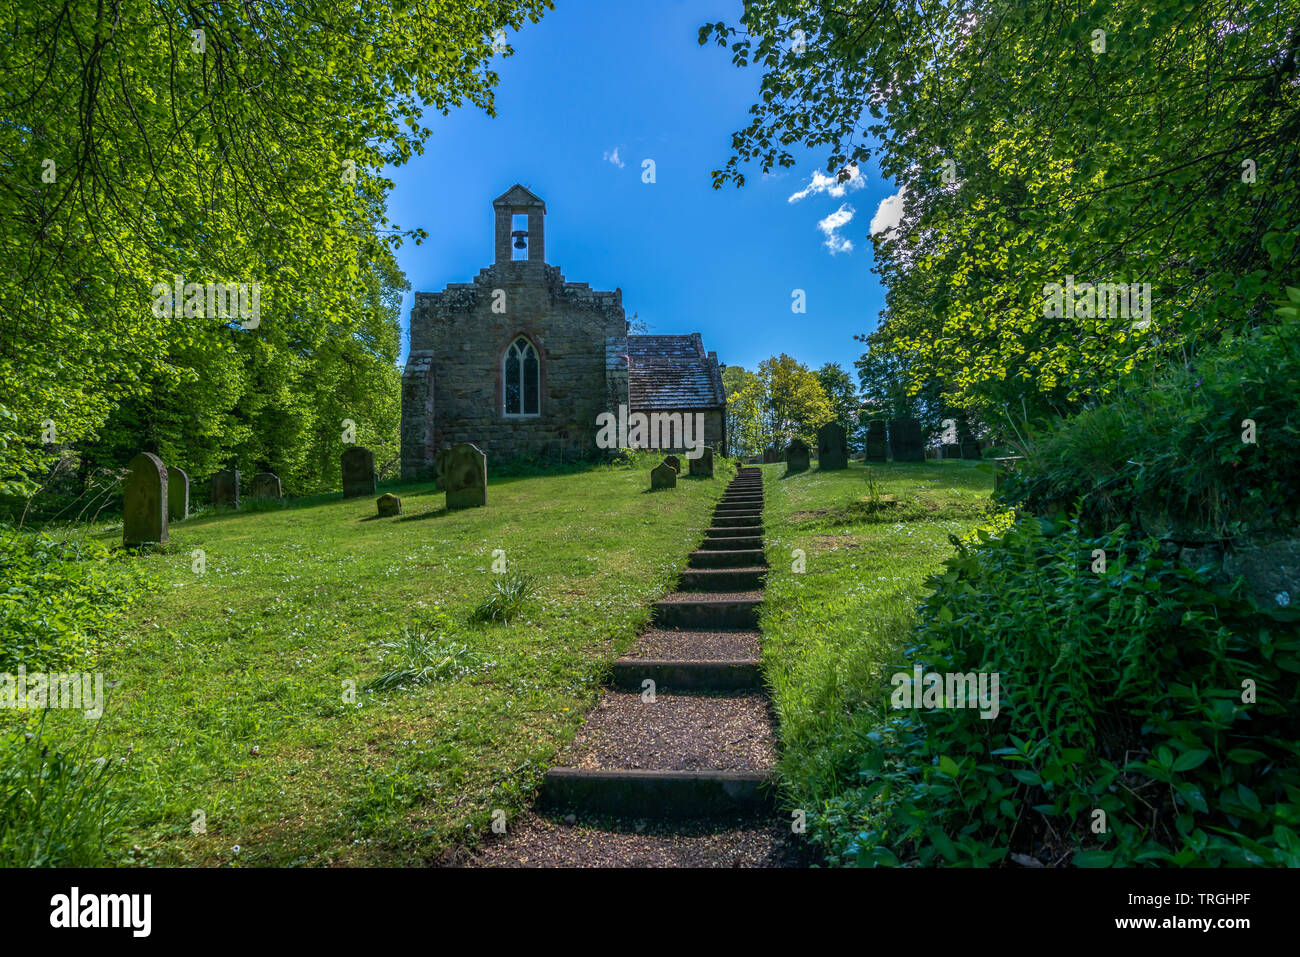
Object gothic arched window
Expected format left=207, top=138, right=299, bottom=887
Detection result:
left=503, top=336, right=540, bottom=416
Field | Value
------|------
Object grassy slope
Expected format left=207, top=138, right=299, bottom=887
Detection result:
left=758, top=460, right=996, bottom=824
left=12, top=457, right=732, bottom=866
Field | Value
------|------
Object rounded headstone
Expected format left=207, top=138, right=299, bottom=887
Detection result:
left=444, top=443, right=487, bottom=509
left=123, top=452, right=169, bottom=546
left=167, top=466, right=189, bottom=521
left=785, top=438, right=810, bottom=474
left=376, top=492, right=403, bottom=517
left=210, top=469, right=240, bottom=508
left=342, top=446, right=377, bottom=498
left=250, top=472, right=282, bottom=500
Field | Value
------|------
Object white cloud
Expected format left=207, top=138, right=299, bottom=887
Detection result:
left=817, top=203, right=855, bottom=254
left=603, top=147, right=625, bottom=169
left=869, top=187, right=907, bottom=238
left=788, top=165, right=865, bottom=202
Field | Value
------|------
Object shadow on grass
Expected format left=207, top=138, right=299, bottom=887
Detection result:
left=397, top=506, right=450, bottom=523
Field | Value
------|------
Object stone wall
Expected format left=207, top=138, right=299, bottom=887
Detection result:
left=403, top=259, right=630, bottom=472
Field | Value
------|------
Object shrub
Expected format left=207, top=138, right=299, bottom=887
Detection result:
left=0, top=526, right=143, bottom=674
left=1005, top=296, right=1300, bottom=538
left=810, top=513, right=1300, bottom=867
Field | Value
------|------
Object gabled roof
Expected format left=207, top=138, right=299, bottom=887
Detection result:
left=627, top=334, right=726, bottom=410
left=492, top=184, right=546, bottom=209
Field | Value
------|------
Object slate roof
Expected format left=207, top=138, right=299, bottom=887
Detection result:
left=627, top=334, right=726, bottom=411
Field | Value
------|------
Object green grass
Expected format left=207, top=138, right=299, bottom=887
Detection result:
left=4, top=455, right=733, bottom=866
left=758, top=460, right=999, bottom=820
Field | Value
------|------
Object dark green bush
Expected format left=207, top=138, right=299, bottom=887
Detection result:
left=811, top=514, right=1300, bottom=867
left=0, top=526, right=144, bottom=674
left=1005, top=297, right=1300, bottom=538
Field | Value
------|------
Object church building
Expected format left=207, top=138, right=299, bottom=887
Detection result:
left=400, top=185, right=727, bottom=478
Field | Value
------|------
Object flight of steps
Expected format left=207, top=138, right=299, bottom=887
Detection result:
left=538, top=465, right=773, bottom=817
left=468, top=466, right=791, bottom=865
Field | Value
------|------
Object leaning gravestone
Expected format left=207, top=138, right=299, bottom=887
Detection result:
left=341, top=446, right=376, bottom=498
left=167, top=466, right=189, bottom=521
left=865, top=421, right=888, bottom=462
left=123, top=452, right=168, bottom=546
left=786, top=438, right=811, bottom=474
left=663, top=454, right=681, bottom=473
left=444, top=443, right=487, bottom=509
left=688, top=446, right=714, bottom=478
left=817, top=422, right=849, bottom=470
left=210, top=469, right=240, bottom=508
left=376, top=492, right=402, bottom=517
left=250, top=472, right=282, bottom=500
left=889, top=417, right=926, bottom=462
left=651, top=459, right=677, bottom=489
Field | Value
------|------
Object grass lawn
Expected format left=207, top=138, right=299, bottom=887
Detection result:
left=757, top=459, right=1001, bottom=826
left=7, top=456, right=733, bottom=866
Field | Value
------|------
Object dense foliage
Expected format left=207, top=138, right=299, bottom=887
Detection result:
left=724, top=354, right=834, bottom=457
left=810, top=514, right=1300, bottom=867
left=1006, top=294, right=1300, bottom=538
left=704, top=0, right=1300, bottom=424
left=1, top=0, right=552, bottom=501
left=0, top=527, right=144, bottom=675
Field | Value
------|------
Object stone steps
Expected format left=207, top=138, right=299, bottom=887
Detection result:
left=679, top=566, right=767, bottom=592
left=688, top=548, right=767, bottom=568
left=488, top=465, right=784, bottom=849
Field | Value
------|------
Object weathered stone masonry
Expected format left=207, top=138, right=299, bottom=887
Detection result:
left=401, top=185, right=725, bottom=479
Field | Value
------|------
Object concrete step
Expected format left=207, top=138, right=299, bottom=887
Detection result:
left=699, top=534, right=763, bottom=550
left=688, top=548, right=766, bottom=568
left=653, top=594, right=761, bottom=629
left=539, top=768, right=774, bottom=817
left=714, top=515, right=763, bottom=528
left=680, top=566, right=766, bottom=592
left=714, top=507, right=762, bottom=518
left=609, top=658, right=764, bottom=691
left=716, top=499, right=763, bottom=509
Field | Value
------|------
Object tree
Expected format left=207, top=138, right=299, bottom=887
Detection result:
left=816, top=362, right=860, bottom=449
left=702, top=1, right=1300, bottom=426
left=756, top=354, right=834, bottom=451
left=0, top=0, right=552, bottom=500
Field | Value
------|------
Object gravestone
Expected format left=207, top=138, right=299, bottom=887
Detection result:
left=960, top=437, right=982, bottom=460
left=376, top=493, right=402, bottom=517
left=762, top=447, right=781, bottom=464
left=210, top=469, right=240, bottom=508
left=785, top=438, right=810, bottom=474
left=443, top=443, right=487, bottom=509
left=123, top=452, right=168, bottom=546
left=250, top=472, right=282, bottom=500
left=941, top=443, right=961, bottom=459
left=651, top=459, right=677, bottom=489
left=865, top=421, right=888, bottom=462
left=688, top=446, right=714, bottom=478
left=993, top=455, right=1024, bottom=493
left=889, top=418, right=925, bottom=462
left=341, top=446, right=376, bottom=498
left=817, top=422, right=849, bottom=470
left=167, top=466, right=189, bottom=521
left=663, top=454, right=681, bottom=473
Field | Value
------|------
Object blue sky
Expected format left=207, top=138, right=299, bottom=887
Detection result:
left=385, top=0, right=901, bottom=378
